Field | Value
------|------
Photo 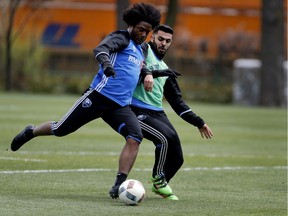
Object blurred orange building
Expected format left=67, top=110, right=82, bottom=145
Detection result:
left=11, top=0, right=261, bottom=58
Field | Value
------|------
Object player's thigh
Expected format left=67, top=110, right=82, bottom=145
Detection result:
left=53, top=90, right=102, bottom=136
left=102, top=106, right=143, bottom=142
left=140, top=114, right=175, bottom=143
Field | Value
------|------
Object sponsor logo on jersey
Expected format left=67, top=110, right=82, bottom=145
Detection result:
left=128, top=55, right=141, bottom=66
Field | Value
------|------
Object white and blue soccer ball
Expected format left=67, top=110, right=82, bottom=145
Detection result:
left=118, top=179, right=145, bottom=206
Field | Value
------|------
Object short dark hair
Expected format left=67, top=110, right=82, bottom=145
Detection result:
left=153, top=24, right=174, bottom=35
left=122, top=3, right=161, bottom=29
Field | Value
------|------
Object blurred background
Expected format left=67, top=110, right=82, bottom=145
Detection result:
left=0, top=0, right=287, bottom=106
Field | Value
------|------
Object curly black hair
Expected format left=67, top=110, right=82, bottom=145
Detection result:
left=122, top=3, right=161, bottom=29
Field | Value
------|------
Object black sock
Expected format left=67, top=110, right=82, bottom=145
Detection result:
left=114, top=172, right=127, bottom=186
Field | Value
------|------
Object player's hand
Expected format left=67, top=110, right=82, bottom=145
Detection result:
left=104, top=66, right=116, bottom=78
left=199, top=124, right=213, bottom=139
left=144, top=74, right=154, bottom=92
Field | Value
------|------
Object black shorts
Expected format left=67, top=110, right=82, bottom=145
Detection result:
left=52, top=89, right=143, bottom=143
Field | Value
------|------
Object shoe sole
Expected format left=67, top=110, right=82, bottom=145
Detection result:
left=151, top=185, right=179, bottom=200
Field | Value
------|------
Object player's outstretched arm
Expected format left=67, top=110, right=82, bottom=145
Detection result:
left=198, top=124, right=213, bottom=139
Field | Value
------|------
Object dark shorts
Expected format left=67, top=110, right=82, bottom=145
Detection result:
left=52, top=89, right=143, bottom=143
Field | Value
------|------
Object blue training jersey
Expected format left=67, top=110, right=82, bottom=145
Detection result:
left=90, top=31, right=143, bottom=107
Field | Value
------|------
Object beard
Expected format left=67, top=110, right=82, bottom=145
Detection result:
left=149, top=41, right=166, bottom=59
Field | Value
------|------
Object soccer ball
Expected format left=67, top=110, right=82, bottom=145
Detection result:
left=118, top=179, right=145, bottom=206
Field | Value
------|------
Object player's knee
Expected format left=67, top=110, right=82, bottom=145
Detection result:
left=121, top=126, right=143, bottom=144
left=126, top=138, right=141, bottom=153
left=52, top=129, right=67, bottom=137
left=165, top=130, right=178, bottom=143
left=176, top=151, right=184, bottom=167
left=52, top=121, right=77, bottom=137
left=126, top=135, right=142, bottom=145
left=52, top=126, right=70, bottom=137
left=179, top=157, right=184, bottom=166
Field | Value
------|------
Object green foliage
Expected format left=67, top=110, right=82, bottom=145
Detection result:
left=2, top=43, right=92, bottom=94
left=11, top=42, right=47, bottom=90
left=0, top=93, right=286, bottom=216
left=178, top=77, right=233, bottom=103
left=2, top=42, right=234, bottom=101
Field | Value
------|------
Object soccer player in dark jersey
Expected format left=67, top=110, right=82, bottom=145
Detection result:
left=131, top=24, right=213, bottom=200
left=10, top=3, right=161, bottom=199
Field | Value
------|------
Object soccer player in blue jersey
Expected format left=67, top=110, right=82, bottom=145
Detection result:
left=131, top=24, right=213, bottom=200
left=10, top=3, right=161, bottom=199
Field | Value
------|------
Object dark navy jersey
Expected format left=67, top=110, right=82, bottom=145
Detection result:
left=90, top=30, right=144, bottom=107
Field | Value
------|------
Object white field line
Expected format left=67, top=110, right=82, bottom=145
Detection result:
left=0, top=166, right=286, bottom=175
left=181, top=166, right=287, bottom=171
left=16, top=151, right=127, bottom=156
left=15, top=151, right=153, bottom=156
left=0, top=156, right=47, bottom=162
left=13, top=151, right=283, bottom=159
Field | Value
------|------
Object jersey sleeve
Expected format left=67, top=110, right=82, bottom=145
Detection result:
left=140, top=42, right=152, bottom=77
left=93, top=30, right=130, bottom=59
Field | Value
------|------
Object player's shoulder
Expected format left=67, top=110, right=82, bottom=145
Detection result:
left=108, top=30, right=130, bottom=41
left=98, top=30, right=130, bottom=51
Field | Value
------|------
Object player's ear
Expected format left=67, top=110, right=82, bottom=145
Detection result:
left=127, top=26, right=133, bottom=34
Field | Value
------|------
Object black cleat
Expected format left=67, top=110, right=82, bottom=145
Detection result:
left=109, top=173, right=127, bottom=199
left=109, top=184, right=120, bottom=199
left=11, top=125, right=35, bottom=151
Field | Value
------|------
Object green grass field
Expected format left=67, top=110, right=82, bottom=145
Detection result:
left=0, top=92, right=287, bottom=216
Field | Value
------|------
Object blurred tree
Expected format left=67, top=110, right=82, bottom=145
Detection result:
left=0, top=0, right=45, bottom=91
left=260, top=0, right=286, bottom=106
left=1, top=0, right=21, bottom=91
left=116, top=0, right=129, bottom=30
left=165, top=0, right=179, bottom=28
